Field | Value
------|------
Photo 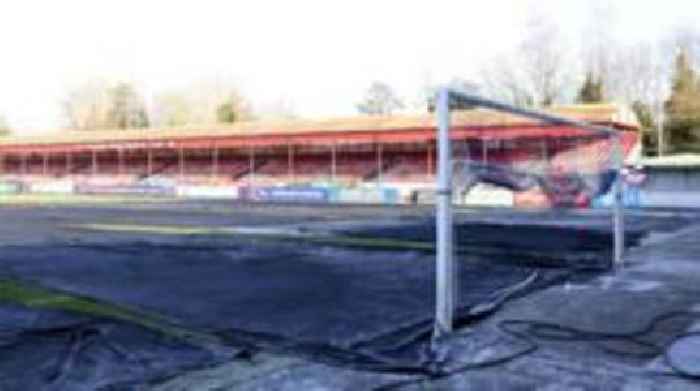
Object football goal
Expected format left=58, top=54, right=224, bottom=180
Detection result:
left=432, top=87, right=628, bottom=337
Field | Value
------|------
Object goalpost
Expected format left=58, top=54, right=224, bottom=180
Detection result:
left=433, top=87, right=625, bottom=337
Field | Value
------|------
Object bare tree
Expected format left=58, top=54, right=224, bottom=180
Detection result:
left=580, top=1, right=667, bottom=108
left=62, top=80, right=111, bottom=130
left=410, top=71, right=436, bottom=112
left=576, top=2, right=674, bottom=155
left=0, top=115, right=10, bottom=136
left=62, top=80, right=149, bottom=130
left=255, top=97, right=297, bottom=120
left=616, top=42, right=669, bottom=155
left=519, top=13, right=570, bottom=106
left=667, top=25, right=700, bottom=68
left=607, top=33, right=700, bottom=155
left=152, top=92, right=193, bottom=127
left=580, top=0, right=618, bottom=94
left=151, top=80, right=253, bottom=127
left=609, top=42, right=668, bottom=107
left=479, top=13, right=571, bottom=107
left=480, top=56, right=536, bottom=107
left=356, top=81, right=404, bottom=116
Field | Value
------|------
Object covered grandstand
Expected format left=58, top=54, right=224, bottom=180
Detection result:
left=0, top=104, right=639, bottom=206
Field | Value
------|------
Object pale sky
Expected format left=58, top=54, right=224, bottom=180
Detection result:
left=0, top=0, right=698, bottom=133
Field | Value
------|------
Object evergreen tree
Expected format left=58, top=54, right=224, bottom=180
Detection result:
left=664, top=50, right=700, bottom=153
left=216, top=102, right=238, bottom=124
left=576, top=72, right=605, bottom=103
left=215, top=91, right=252, bottom=124
left=631, top=101, right=658, bottom=155
left=106, top=83, right=150, bottom=129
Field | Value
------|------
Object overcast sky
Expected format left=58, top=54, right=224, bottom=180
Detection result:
left=0, top=0, right=698, bottom=133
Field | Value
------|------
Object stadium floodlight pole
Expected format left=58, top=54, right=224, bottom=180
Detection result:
left=434, top=87, right=455, bottom=339
left=447, top=89, right=626, bottom=268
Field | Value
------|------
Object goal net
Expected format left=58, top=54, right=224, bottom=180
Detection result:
left=432, top=88, right=634, bottom=335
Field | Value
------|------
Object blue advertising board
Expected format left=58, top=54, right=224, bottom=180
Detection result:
left=76, top=184, right=176, bottom=196
left=591, top=187, right=641, bottom=208
left=241, top=186, right=330, bottom=203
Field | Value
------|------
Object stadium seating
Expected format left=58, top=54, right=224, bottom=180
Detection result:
left=0, top=128, right=640, bottom=205
left=381, top=153, right=433, bottom=181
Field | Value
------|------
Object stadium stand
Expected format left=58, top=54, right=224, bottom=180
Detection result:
left=0, top=104, right=640, bottom=204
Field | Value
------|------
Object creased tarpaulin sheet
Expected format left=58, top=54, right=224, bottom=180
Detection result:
left=0, top=305, right=238, bottom=391
left=0, top=237, right=571, bottom=387
left=338, top=221, right=647, bottom=266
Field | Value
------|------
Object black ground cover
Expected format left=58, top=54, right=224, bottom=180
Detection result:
left=0, top=241, right=562, bottom=359
left=339, top=221, right=644, bottom=268
left=336, top=210, right=692, bottom=268
left=0, top=305, right=238, bottom=391
left=0, top=204, right=690, bottom=389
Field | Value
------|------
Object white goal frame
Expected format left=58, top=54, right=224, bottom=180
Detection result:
left=433, top=87, right=625, bottom=337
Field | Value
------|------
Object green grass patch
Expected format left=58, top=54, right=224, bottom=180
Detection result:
left=69, top=223, right=435, bottom=251
left=0, top=278, right=225, bottom=348
left=73, top=223, right=234, bottom=235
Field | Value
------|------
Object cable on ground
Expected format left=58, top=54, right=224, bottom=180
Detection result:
left=374, top=310, right=700, bottom=390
